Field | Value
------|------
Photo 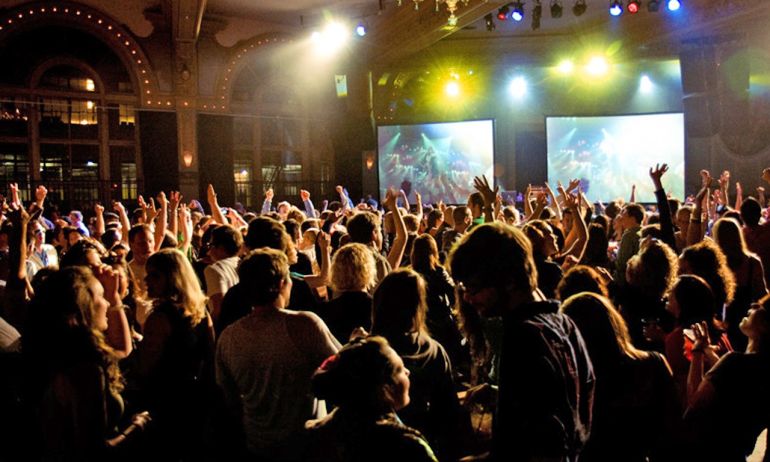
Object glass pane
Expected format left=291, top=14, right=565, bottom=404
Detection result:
left=40, top=144, right=66, bottom=182
left=0, top=97, right=29, bottom=136
left=0, top=143, right=30, bottom=197
left=107, top=105, right=135, bottom=140
left=121, top=163, right=138, bottom=200
left=261, top=118, right=281, bottom=146
left=234, top=160, right=252, bottom=207
left=233, top=118, right=253, bottom=147
left=39, top=65, right=97, bottom=92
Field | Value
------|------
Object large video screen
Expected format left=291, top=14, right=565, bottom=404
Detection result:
left=546, top=113, right=685, bottom=203
left=377, top=120, right=494, bottom=205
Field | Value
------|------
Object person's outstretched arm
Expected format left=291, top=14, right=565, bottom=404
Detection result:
left=386, top=189, right=407, bottom=270
left=94, top=203, right=105, bottom=240
left=207, top=184, right=227, bottom=226
left=300, top=189, right=316, bottom=218
left=261, top=188, right=273, bottom=215
left=650, top=163, right=677, bottom=251
left=473, top=175, right=499, bottom=224
left=153, top=192, right=168, bottom=252
left=687, top=170, right=711, bottom=247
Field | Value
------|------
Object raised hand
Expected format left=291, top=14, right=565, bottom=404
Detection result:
left=34, top=185, right=48, bottom=206
left=736, top=182, right=742, bottom=195
left=383, top=188, right=398, bottom=211
left=473, top=175, right=499, bottom=206
left=566, top=178, right=581, bottom=193
left=700, top=169, right=712, bottom=189
left=719, top=170, right=730, bottom=189
left=95, top=265, right=121, bottom=306
left=300, top=189, right=310, bottom=201
left=113, top=201, right=126, bottom=215
left=535, top=191, right=548, bottom=208
left=94, top=203, right=105, bottom=215
left=8, top=183, right=20, bottom=209
left=264, top=187, right=274, bottom=202
left=207, top=184, right=219, bottom=205
left=317, top=230, right=330, bottom=252
left=414, top=191, right=422, bottom=206
left=763, top=167, right=770, bottom=184
left=168, top=191, right=182, bottom=210
left=649, top=163, right=668, bottom=190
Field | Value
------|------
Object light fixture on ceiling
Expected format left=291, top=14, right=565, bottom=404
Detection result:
left=355, top=22, right=367, bottom=36
left=484, top=13, right=496, bottom=31
left=550, top=0, right=563, bottom=18
left=627, top=0, right=640, bottom=13
left=497, top=3, right=510, bottom=20
left=667, top=0, right=681, bottom=11
left=511, top=1, right=525, bottom=21
left=573, top=0, right=587, bottom=16
left=648, top=0, right=661, bottom=11
left=609, top=0, right=623, bottom=16
left=532, top=1, right=542, bottom=30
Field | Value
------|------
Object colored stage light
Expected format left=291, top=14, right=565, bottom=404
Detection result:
left=355, top=23, right=367, bottom=36
left=509, top=77, right=527, bottom=98
left=445, top=81, right=460, bottom=97
left=586, top=56, right=609, bottom=76
left=667, top=0, right=681, bottom=11
left=628, top=0, right=640, bottom=13
left=609, top=1, right=623, bottom=16
left=640, top=75, right=653, bottom=93
left=573, top=0, right=587, bottom=16
left=551, top=0, right=563, bottom=18
left=511, top=2, right=525, bottom=21
left=497, top=4, right=510, bottom=20
left=557, top=59, right=574, bottom=74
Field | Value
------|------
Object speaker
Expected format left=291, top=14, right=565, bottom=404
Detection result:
left=680, top=46, right=718, bottom=95
left=682, top=93, right=719, bottom=138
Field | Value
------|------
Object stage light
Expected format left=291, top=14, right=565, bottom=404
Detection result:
left=532, top=1, right=542, bottom=29
left=497, top=4, right=510, bottom=20
left=586, top=56, right=609, bottom=76
left=573, top=0, right=587, bottom=16
left=557, top=59, right=574, bottom=74
left=445, top=81, right=460, bottom=97
left=509, top=77, right=527, bottom=98
left=648, top=0, right=660, bottom=11
left=311, top=21, right=350, bottom=56
left=355, top=23, right=367, bottom=36
left=639, top=74, right=653, bottom=93
left=627, top=0, right=640, bottom=13
left=551, top=0, right=563, bottom=18
left=485, top=13, right=496, bottom=31
left=609, top=0, right=623, bottom=16
left=667, top=0, right=681, bottom=11
left=511, top=1, right=524, bottom=21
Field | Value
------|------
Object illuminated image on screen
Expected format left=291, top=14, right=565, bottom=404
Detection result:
left=377, top=120, right=494, bottom=204
left=546, top=113, right=685, bottom=203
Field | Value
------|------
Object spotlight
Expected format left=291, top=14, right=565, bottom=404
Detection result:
left=609, top=0, right=623, bottom=16
left=484, top=13, right=496, bottom=31
left=497, top=4, right=510, bottom=20
left=355, top=23, right=367, bottom=36
left=532, top=1, right=542, bottom=30
left=509, top=77, right=527, bottom=98
left=573, top=0, right=587, bottom=16
left=667, top=0, right=681, bottom=11
left=551, top=0, right=563, bottom=18
left=639, top=75, right=653, bottom=93
left=648, top=0, right=660, bottom=11
left=557, top=59, right=574, bottom=74
left=445, top=81, right=460, bottom=97
left=511, top=1, right=525, bottom=21
left=627, top=0, right=640, bottom=13
left=586, top=56, right=609, bottom=76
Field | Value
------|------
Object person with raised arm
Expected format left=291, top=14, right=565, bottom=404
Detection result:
left=472, top=175, right=499, bottom=224
left=301, top=189, right=316, bottom=218
left=684, top=296, right=770, bottom=461
left=686, top=170, right=713, bottom=247
left=649, top=163, right=677, bottom=251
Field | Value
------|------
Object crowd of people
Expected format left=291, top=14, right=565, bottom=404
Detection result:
left=0, top=165, right=769, bottom=461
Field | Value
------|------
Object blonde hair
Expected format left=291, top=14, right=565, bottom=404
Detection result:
left=331, top=243, right=377, bottom=292
left=146, top=249, right=208, bottom=325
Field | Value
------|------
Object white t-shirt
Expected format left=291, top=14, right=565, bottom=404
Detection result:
left=204, top=256, right=239, bottom=308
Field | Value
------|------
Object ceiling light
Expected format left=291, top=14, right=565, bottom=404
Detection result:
left=532, top=1, right=542, bottom=29
left=667, top=0, right=681, bottom=11
left=627, top=0, right=640, bottom=13
left=497, top=4, right=510, bottom=20
left=551, top=0, right=563, bottom=18
left=509, top=77, right=528, bottom=98
left=484, top=13, right=496, bottom=31
left=355, top=23, right=367, bottom=36
left=609, top=0, right=623, bottom=16
left=573, top=0, right=587, bottom=16
left=511, top=1, right=525, bottom=21
left=647, top=0, right=660, bottom=11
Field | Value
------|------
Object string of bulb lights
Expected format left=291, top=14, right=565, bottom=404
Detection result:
left=491, top=0, right=681, bottom=30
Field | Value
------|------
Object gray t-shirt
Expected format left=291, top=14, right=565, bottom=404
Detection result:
left=215, top=309, right=339, bottom=454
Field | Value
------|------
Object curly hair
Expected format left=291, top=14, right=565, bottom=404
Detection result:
left=331, top=243, right=377, bottom=293
left=680, top=239, right=736, bottom=309
left=626, top=240, right=678, bottom=300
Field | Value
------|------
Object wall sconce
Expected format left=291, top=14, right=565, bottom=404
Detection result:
left=365, top=155, right=375, bottom=170
left=182, top=150, right=193, bottom=167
